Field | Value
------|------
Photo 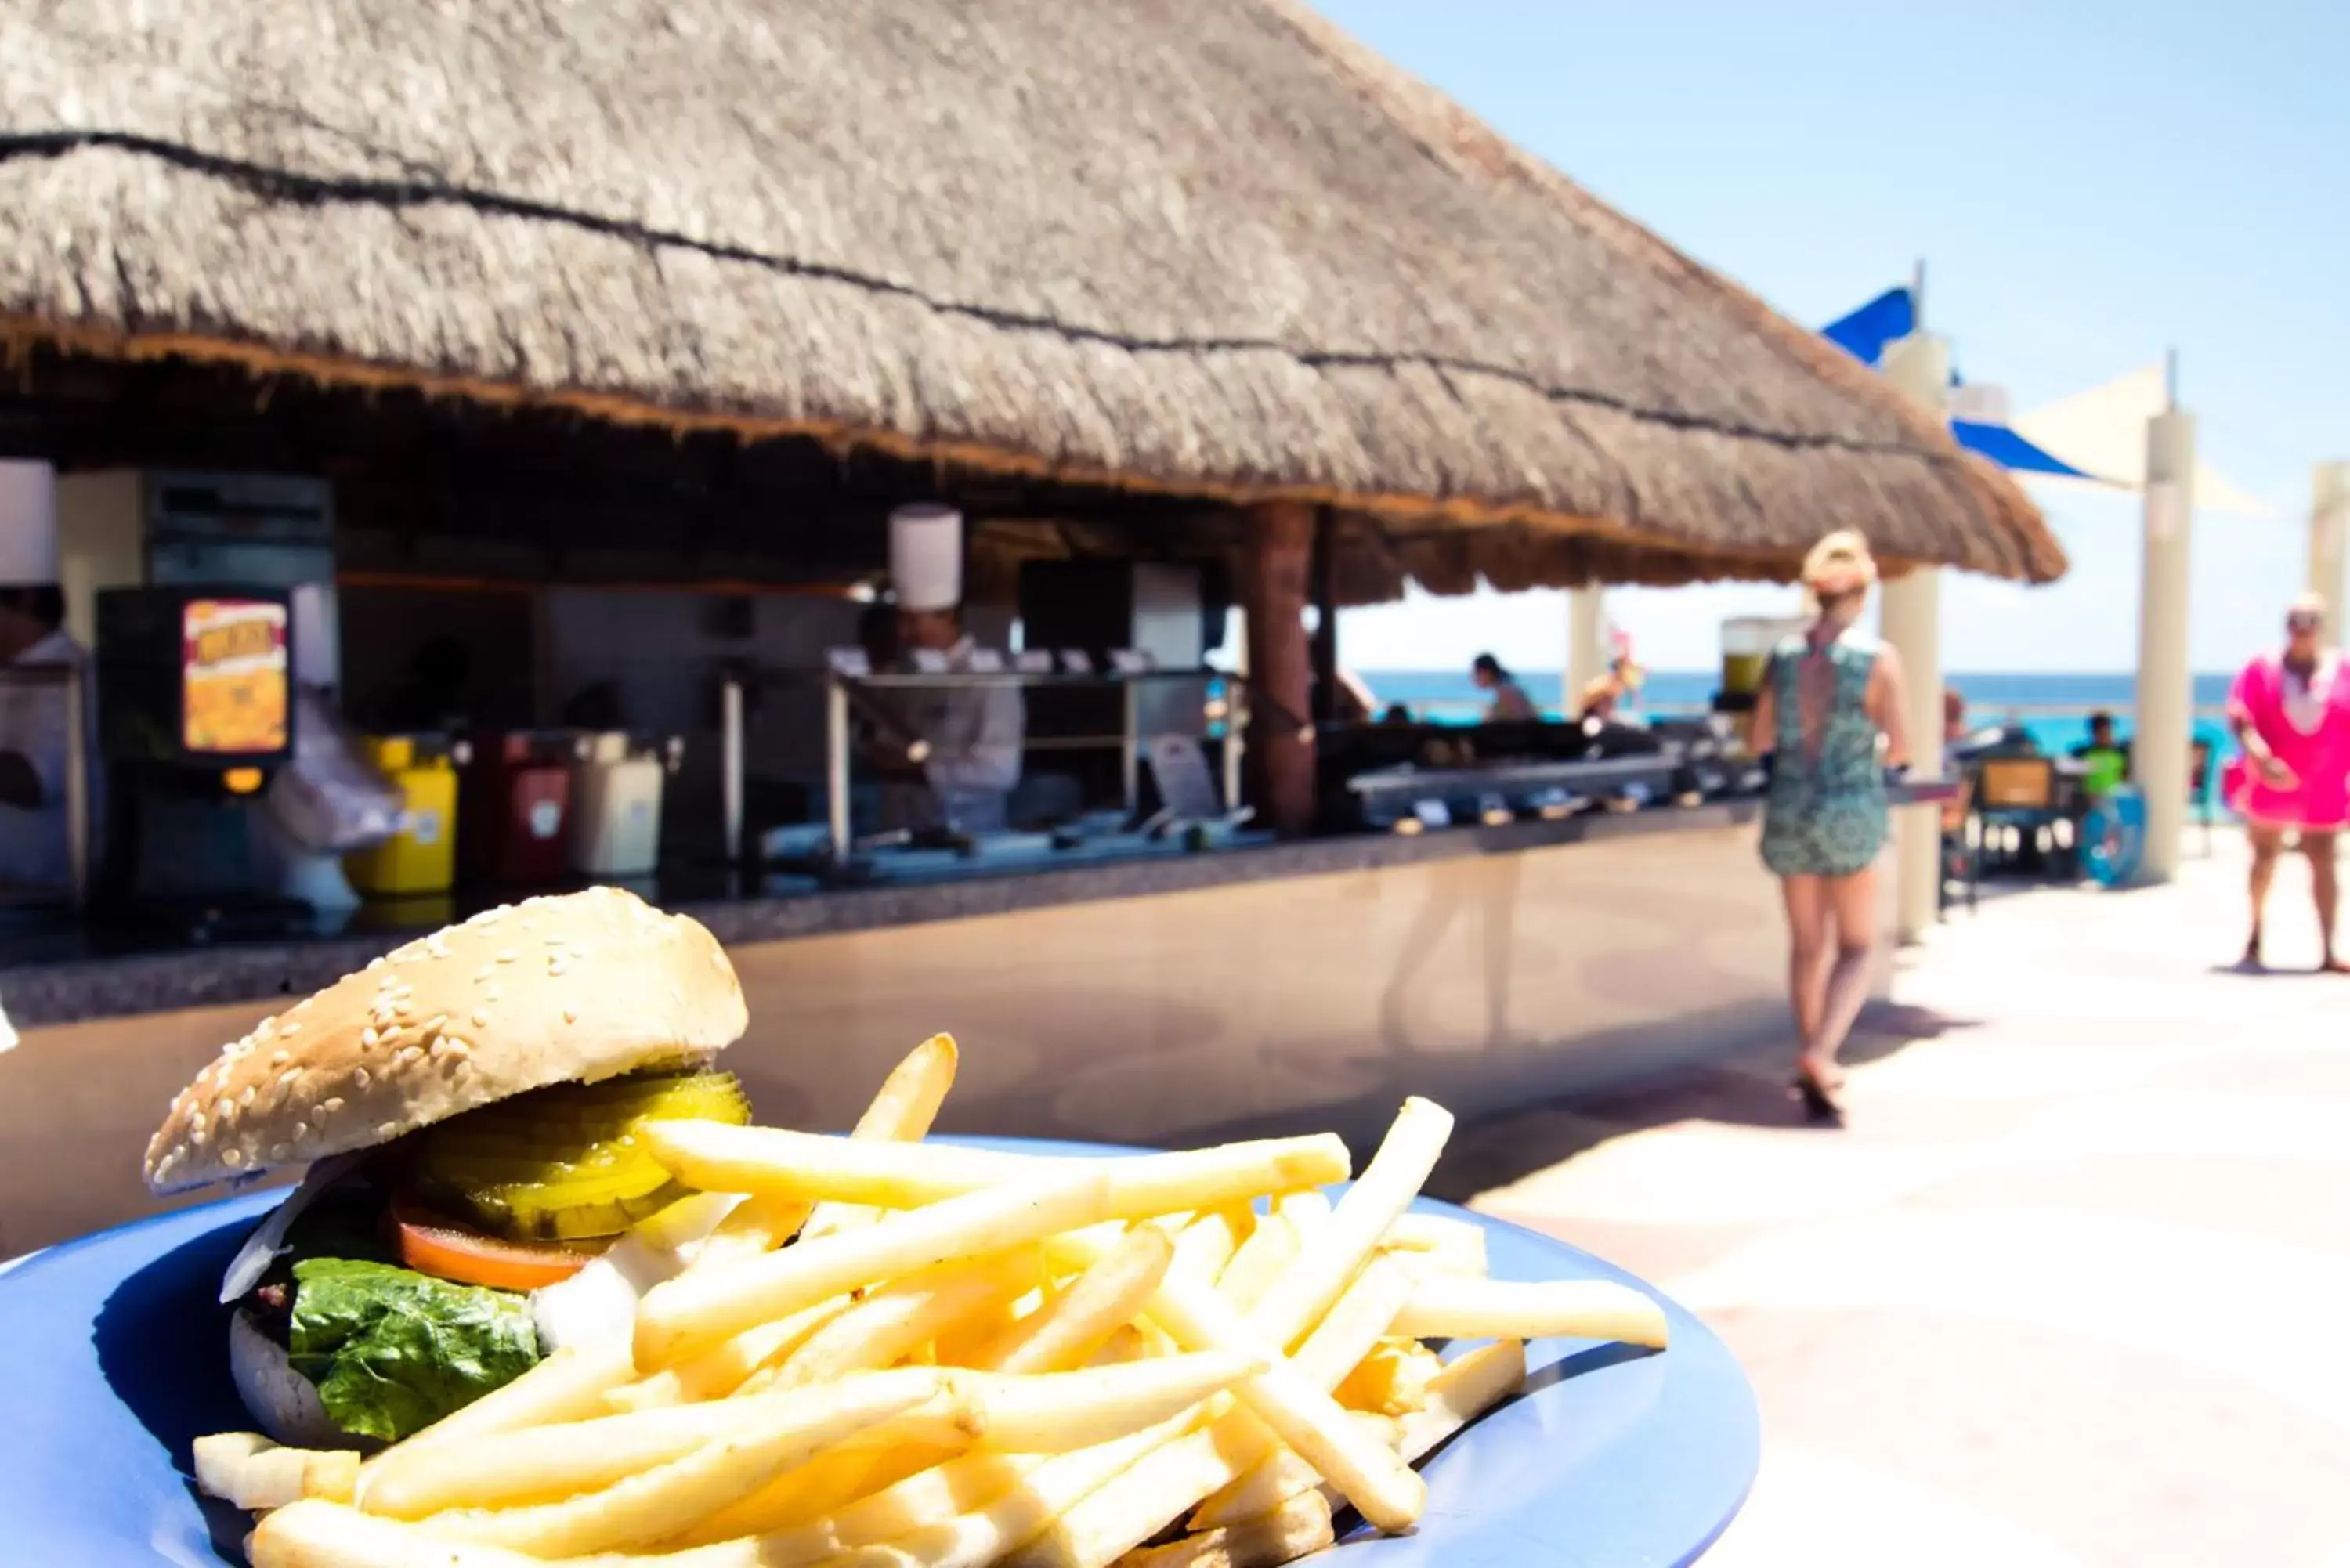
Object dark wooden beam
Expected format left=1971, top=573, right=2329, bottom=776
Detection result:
left=1240, top=500, right=1317, bottom=836
left=1308, top=504, right=1339, bottom=725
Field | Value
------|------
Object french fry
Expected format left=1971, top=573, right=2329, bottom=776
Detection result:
left=1273, top=1190, right=1329, bottom=1242
left=840, top=1411, right=1202, bottom=1568
left=1083, top=1324, right=1152, bottom=1367
left=1332, top=1339, right=1443, bottom=1416
left=636, top=1169, right=1111, bottom=1368
left=642, top=1125, right=1347, bottom=1224
left=949, top=1355, right=1259, bottom=1453
left=688, top=1440, right=953, bottom=1545
left=743, top=1448, right=1042, bottom=1568
left=1249, top=1098, right=1453, bottom=1352
left=803, top=1033, right=962, bottom=1241
left=1390, top=1276, right=1668, bottom=1349
left=609, top=1295, right=859, bottom=1412
left=772, top=1250, right=1043, bottom=1390
left=1010, top=1258, right=1411, bottom=1568
left=692, top=1035, right=959, bottom=1274
left=1119, top=1488, right=1336, bottom=1568
left=1184, top=1412, right=1393, bottom=1532
left=972, top=1226, right=1175, bottom=1375
left=1145, top=1274, right=1424, bottom=1531
left=194, top=1433, right=359, bottom=1510
left=358, top=1341, right=633, bottom=1486
left=251, top=1501, right=553, bottom=1568
left=1166, top=1211, right=1243, bottom=1293
left=417, top=1368, right=942, bottom=1556
left=1392, top=1340, right=1528, bottom=1465
left=1211, top=1212, right=1297, bottom=1313
left=362, top=1368, right=968, bottom=1520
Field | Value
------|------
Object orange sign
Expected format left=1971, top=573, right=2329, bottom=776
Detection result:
left=182, top=599, right=289, bottom=755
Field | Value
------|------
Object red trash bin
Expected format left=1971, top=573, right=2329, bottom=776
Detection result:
left=459, top=730, right=573, bottom=887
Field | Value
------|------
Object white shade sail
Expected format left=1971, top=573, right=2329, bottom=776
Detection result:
left=2012, top=365, right=2272, bottom=518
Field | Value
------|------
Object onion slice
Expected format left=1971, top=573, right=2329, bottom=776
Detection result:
left=218, top=1153, right=367, bottom=1305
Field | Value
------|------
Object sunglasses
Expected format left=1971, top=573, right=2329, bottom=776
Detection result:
left=2287, top=613, right=2324, bottom=632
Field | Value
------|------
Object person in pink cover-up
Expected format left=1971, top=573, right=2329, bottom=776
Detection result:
left=2225, top=594, right=2350, bottom=971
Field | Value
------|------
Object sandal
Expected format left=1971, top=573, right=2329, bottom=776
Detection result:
left=1791, top=1059, right=1846, bottom=1121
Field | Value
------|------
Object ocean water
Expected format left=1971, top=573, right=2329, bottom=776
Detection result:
left=1357, top=669, right=2239, bottom=793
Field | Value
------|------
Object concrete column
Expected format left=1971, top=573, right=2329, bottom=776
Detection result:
left=1564, top=586, right=1608, bottom=715
left=2311, top=461, right=2350, bottom=612
left=1240, top=501, right=1318, bottom=835
left=1878, top=332, right=1950, bottom=941
left=2137, top=410, right=2197, bottom=882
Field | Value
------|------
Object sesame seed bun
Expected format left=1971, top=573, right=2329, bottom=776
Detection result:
left=143, top=887, right=747, bottom=1194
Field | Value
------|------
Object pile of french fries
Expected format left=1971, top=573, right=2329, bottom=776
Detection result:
left=208, top=1036, right=1668, bottom=1568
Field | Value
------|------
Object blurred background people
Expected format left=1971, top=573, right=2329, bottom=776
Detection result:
left=1471, top=652, right=1540, bottom=722
left=1748, top=531, right=1908, bottom=1118
left=2225, top=593, right=2350, bottom=971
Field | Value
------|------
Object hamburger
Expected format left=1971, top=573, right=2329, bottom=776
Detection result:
left=143, top=887, right=750, bottom=1448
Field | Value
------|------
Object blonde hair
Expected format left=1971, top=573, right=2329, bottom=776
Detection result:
left=1800, top=531, right=1878, bottom=594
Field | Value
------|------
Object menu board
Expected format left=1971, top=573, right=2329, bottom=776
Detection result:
left=182, top=598, right=289, bottom=755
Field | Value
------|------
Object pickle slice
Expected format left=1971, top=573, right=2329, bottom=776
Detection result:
left=414, top=1070, right=750, bottom=1242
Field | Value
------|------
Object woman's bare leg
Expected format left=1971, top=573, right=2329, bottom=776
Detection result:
left=1811, top=866, right=1881, bottom=1077
left=2305, top=831, right=2345, bottom=971
left=1780, top=875, right=1831, bottom=1053
left=2246, top=827, right=2286, bottom=966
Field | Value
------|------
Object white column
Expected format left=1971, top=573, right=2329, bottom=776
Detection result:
left=1878, top=331, right=1950, bottom=941
left=2311, top=461, right=2350, bottom=612
left=1564, top=586, right=1608, bottom=714
left=2137, top=409, right=2197, bottom=883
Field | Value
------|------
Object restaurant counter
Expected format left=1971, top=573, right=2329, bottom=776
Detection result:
left=0, top=782, right=1952, bottom=1255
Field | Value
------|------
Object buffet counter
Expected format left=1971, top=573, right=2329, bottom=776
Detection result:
left=0, top=783, right=1951, bottom=1255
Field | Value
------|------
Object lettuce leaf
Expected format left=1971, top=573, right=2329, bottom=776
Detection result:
left=287, top=1258, right=540, bottom=1442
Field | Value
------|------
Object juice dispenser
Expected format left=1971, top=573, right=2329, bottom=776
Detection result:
left=459, top=730, right=573, bottom=887
left=1717, top=616, right=1806, bottom=714
left=569, top=732, right=678, bottom=879
left=345, top=735, right=461, bottom=896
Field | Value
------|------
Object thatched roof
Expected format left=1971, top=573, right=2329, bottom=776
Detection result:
left=0, top=0, right=2063, bottom=592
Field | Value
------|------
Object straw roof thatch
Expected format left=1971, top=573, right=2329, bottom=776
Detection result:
left=0, top=0, right=2063, bottom=594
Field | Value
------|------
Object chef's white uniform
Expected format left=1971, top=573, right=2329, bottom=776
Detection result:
left=876, top=637, right=1025, bottom=833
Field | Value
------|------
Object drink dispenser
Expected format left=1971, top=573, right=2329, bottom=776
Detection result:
left=345, top=735, right=462, bottom=897
left=568, top=732, right=681, bottom=878
left=459, top=731, right=573, bottom=887
left=1717, top=616, right=1806, bottom=713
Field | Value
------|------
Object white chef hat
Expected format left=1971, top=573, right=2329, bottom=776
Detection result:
left=889, top=503, right=964, bottom=613
left=0, top=459, right=60, bottom=586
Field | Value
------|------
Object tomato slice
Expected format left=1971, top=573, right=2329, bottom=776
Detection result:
left=391, top=1199, right=600, bottom=1292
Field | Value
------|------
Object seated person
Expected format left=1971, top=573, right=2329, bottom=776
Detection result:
left=1379, top=703, right=1415, bottom=726
left=2070, top=710, right=2131, bottom=797
left=1471, top=652, right=1541, bottom=723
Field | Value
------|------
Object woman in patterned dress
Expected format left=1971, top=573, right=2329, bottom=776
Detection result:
left=1748, top=533, right=1911, bottom=1117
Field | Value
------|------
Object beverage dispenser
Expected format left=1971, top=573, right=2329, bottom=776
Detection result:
left=569, top=732, right=682, bottom=878
left=459, top=730, right=574, bottom=887
left=1717, top=616, right=1806, bottom=714
left=345, top=735, right=463, bottom=896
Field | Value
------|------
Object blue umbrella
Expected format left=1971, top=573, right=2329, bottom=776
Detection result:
left=1821, top=288, right=2095, bottom=480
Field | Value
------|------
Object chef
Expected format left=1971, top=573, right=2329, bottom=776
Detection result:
left=868, top=503, right=1024, bottom=834
left=0, top=459, right=98, bottom=897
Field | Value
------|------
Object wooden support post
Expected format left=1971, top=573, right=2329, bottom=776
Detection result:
left=1308, top=506, right=1339, bottom=724
left=1242, top=500, right=1318, bottom=835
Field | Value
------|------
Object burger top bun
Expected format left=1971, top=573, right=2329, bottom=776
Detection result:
left=143, top=887, right=747, bottom=1194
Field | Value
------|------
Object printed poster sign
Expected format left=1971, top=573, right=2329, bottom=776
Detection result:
left=182, top=599, right=289, bottom=756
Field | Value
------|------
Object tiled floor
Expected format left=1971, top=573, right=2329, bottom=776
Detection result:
left=1448, top=835, right=2350, bottom=1566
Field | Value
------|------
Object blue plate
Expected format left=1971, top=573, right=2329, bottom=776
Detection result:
left=0, top=1139, right=1757, bottom=1566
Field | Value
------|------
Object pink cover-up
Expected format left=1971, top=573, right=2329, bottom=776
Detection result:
left=2225, top=650, right=2350, bottom=830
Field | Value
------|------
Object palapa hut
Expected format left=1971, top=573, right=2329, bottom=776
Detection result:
left=0, top=0, right=2061, bottom=828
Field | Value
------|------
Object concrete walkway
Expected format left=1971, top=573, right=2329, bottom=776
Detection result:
left=1441, top=834, right=2350, bottom=1566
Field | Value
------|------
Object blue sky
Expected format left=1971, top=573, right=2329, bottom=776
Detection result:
left=1317, top=0, right=2350, bottom=673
